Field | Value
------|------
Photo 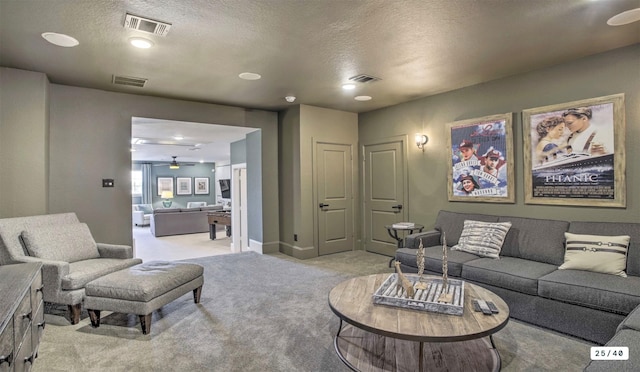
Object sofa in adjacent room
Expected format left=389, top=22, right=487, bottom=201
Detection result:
left=395, top=210, right=640, bottom=348
left=150, top=205, right=223, bottom=237
left=132, top=204, right=153, bottom=226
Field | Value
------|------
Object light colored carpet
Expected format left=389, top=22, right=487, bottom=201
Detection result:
left=33, top=251, right=592, bottom=371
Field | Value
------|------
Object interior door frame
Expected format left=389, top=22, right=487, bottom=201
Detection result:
left=312, top=139, right=356, bottom=255
left=360, top=135, right=409, bottom=251
left=231, top=162, right=248, bottom=252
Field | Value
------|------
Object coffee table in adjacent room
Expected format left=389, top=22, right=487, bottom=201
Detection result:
left=328, top=274, right=509, bottom=372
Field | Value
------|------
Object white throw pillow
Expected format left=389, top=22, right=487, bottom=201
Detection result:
left=21, top=223, right=100, bottom=263
left=559, top=232, right=630, bottom=277
left=450, top=220, right=512, bottom=259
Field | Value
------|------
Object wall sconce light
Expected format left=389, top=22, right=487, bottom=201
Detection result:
left=415, top=133, right=429, bottom=151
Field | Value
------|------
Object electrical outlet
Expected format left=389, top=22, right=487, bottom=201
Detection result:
left=294, top=234, right=298, bottom=241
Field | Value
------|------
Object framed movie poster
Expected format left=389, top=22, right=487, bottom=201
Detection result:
left=446, top=113, right=515, bottom=203
left=522, top=93, right=626, bottom=207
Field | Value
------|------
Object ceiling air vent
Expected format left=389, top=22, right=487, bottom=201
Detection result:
left=349, top=74, right=381, bottom=84
left=112, top=75, right=148, bottom=88
left=124, top=13, right=171, bottom=36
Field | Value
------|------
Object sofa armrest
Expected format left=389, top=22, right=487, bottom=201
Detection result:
left=12, top=256, right=69, bottom=300
left=97, top=243, right=134, bottom=259
left=405, top=230, right=441, bottom=249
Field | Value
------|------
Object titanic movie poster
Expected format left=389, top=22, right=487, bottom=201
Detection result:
left=522, top=94, right=626, bottom=208
left=446, top=113, right=515, bottom=203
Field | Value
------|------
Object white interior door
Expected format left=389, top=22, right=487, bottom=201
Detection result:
left=231, top=164, right=248, bottom=252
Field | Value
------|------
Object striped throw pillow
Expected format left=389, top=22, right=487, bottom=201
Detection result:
left=451, top=220, right=512, bottom=259
left=559, top=233, right=630, bottom=277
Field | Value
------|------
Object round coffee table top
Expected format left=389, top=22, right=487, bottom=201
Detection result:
left=328, top=274, right=509, bottom=343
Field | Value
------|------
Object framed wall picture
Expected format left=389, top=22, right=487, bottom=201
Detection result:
left=446, top=113, right=515, bottom=203
left=176, top=177, right=192, bottom=195
left=156, top=177, right=174, bottom=196
left=194, top=177, right=210, bottom=195
left=522, top=94, right=625, bottom=207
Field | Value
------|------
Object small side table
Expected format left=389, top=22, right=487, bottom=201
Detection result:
left=385, top=223, right=424, bottom=267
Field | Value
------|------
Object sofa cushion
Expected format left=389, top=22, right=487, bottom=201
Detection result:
left=451, top=220, right=511, bottom=259
left=538, top=269, right=640, bottom=314
left=462, top=257, right=557, bottom=295
left=569, top=221, right=640, bottom=276
left=62, top=257, right=143, bottom=290
left=138, top=204, right=153, bottom=214
left=434, top=211, right=499, bottom=246
left=154, top=208, right=178, bottom=214
left=497, top=216, right=568, bottom=266
left=585, top=329, right=640, bottom=372
left=180, top=207, right=202, bottom=212
left=559, top=233, right=630, bottom=277
left=395, top=246, right=481, bottom=276
left=201, top=205, right=223, bottom=211
left=21, top=223, right=100, bottom=263
left=0, top=213, right=80, bottom=264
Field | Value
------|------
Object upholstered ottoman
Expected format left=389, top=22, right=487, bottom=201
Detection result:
left=84, top=261, right=204, bottom=334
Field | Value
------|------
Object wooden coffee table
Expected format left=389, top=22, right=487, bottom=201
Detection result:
left=328, top=274, right=509, bottom=371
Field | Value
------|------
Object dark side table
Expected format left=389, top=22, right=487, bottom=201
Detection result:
left=385, top=223, right=424, bottom=267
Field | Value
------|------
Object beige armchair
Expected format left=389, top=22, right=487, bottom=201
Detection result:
left=0, top=213, right=142, bottom=324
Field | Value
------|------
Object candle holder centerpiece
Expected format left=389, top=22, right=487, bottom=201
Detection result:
left=415, top=238, right=428, bottom=290
left=437, top=233, right=453, bottom=303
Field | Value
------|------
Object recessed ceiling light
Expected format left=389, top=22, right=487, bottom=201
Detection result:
left=41, top=32, right=79, bottom=47
left=284, top=96, right=296, bottom=103
left=239, top=72, right=262, bottom=80
left=354, top=96, right=372, bottom=101
left=129, top=37, right=154, bottom=48
left=342, top=84, right=356, bottom=90
left=607, top=8, right=640, bottom=26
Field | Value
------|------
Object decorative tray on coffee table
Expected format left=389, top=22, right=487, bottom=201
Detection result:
left=372, top=274, right=465, bottom=316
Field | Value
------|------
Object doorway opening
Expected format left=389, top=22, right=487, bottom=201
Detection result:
left=130, top=117, right=258, bottom=261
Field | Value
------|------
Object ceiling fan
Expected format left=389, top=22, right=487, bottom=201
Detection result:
left=153, top=156, right=196, bottom=169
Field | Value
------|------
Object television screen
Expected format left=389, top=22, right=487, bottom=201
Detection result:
left=219, top=179, right=231, bottom=199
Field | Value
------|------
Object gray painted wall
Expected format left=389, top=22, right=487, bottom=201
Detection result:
left=278, top=104, right=358, bottom=258
left=246, top=131, right=263, bottom=243
left=0, top=68, right=49, bottom=217
left=230, top=139, right=247, bottom=165
left=26, top=82, right=277, bottom=247
left=132, top=161, right=217, bottom=208
left=358, top=45, right=640, bottom=236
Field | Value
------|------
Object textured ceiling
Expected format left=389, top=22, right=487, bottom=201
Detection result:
left=1, top=0, right=638, bottom=115
left=131, top=118, right=257, bottom=163
left=1, top=1, right=639, bottom=163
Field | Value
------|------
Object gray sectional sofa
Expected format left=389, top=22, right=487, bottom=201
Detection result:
left=395, top=210, right=640, bottom=351
left=150, top=205, right=223, bottom=237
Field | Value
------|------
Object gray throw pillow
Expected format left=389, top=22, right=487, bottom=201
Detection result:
left=21, top=223, right=100, bottom=263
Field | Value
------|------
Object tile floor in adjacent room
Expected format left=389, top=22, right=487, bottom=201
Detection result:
left=132, top=225, right=234, bottom=262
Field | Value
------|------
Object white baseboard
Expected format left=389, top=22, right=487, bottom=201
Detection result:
left=249, top=239, right=279, bottom=254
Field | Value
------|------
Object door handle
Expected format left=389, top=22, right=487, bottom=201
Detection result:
left=391, top=205, right=403, bottom=210
left=319, top=203, right=330, bottom=208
